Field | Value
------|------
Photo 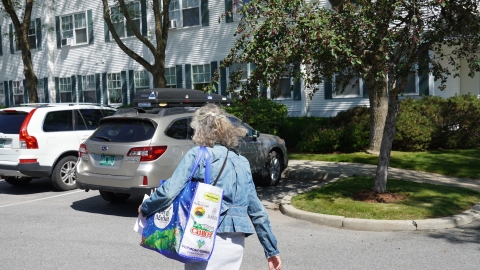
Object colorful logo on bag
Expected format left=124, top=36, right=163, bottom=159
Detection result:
left=154, top=205, right=173, bottom=229
left=190, top=221, right=214, bottom=239
left=197, top=240, right=206, bottom=248
left=194, top=206, right=206, bottom=218
left=204, top=192, right=220, bottom=203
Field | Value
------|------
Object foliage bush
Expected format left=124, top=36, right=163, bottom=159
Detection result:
left=279, top=117, right=332, bottom=147
left=296, top=126, right=341, bottom=153
left=224, top=98, right=288, bottom=135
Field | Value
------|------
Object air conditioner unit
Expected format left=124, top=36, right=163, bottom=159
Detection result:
left=61, top=38, right=73, bottom=46
left=169, top=20, right=177, bottom=29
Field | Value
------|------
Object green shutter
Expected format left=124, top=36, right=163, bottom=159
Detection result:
left=36, top=18, right=42, bottom=50
left=23, top=79, right=28, bottom=103
left=140, top=0, right=147, bottom=36
left=104, top=21, right=110, bottom=42
left=71, top=75, right=76, bottom=102
left=293, top=80, right=301, bottom=100
left=176, top=65, right=183, bottom=88
left=260, top=83, right=267, bottom=98
left=220, top=61, right=227, bottom=95
left=77, top=75, right=83, bottom=102
left=87, top=10, right=94, bottom=44
left=4, top=81, right=9, bottom=106
left=95, top=73, right=101, bottom=103
left=210, top=61, right=218, bottom=92
left=0, top=28, right=3, bottom=56
left=102, top=73, right=107, bottom=105
left=121, top=71, right=127, bottom=105
left=9, top=81, right=13, bottom=105
left=55, top=16, right=61, bottom=48
left=225, top=0, right=233, bottom=23
left=201, top=0, right=209, bottom=26
left=9, top=24, right=14, bottom=54
left=324, top=79, right=332, bottom=99
left=129, top=70, right=134, bottom=103
left=363, top=81, right=369, bottom=98
left=44, top=77, right=49, bottom=103
left=55, top=77, right=60, bottom=102
left=185, top=64, right=192, bottom=89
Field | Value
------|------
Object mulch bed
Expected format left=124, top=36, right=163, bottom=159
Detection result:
left=352, top=190, right=408, bottom=203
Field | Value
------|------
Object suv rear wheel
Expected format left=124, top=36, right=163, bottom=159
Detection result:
left=51, top=156, right=78, bottom=191
left=99, top=191, right=131, bottom=203
left=262, top=150, right=283, bottom=186
left=4, top=177, right=33, bottom=186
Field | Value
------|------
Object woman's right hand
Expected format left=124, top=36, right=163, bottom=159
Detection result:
left=267, top=255, right=282, bottom=270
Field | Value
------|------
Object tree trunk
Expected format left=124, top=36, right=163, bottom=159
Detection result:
left=22, top=49, right=38, bottom=103
left=365, top=77, right=388, bottom=155
left=373, top=93, right=400, bottom=193
left=152, top=61, right=166, bottom=88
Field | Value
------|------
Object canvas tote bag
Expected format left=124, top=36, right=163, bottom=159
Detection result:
left=140, top=146, right=228, bottom=263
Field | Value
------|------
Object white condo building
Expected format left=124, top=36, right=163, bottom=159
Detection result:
left=0, top=0, right=479, bottom=117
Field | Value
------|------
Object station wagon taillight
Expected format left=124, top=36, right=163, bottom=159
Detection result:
left=19, top=109, right=38, bottom=149
left=79, top=143, right=88, bottom=157
left=127, top=146, right=168, bottom=162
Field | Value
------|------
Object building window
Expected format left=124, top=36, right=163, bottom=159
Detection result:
left=165, top=67, right=176, bottom=88
left=233, top=0, right=251, bottom=21
left=37, top=80, right=45, bottom=103
left=82, top=75, right=96, bottom=103
left=59, top=77, right=72, bottom=103
left=192, top=64, right=210, bottom=90
left=168, top=0, right=201, bottom=28
left=333, top=73, right=362, bottom=98
left=107, top=73, right=122, bottom=104
left=61, top=12, right=88, bottom=45
left=111, top=1, right=141, bottom=38
left=28, top=21, right=37, bottom=49
left=13, top=81, right=24, bottom=105
left=0, top=83, right=5, bottom=106
left=134, top=70, right=150, bottom=90
left=228, top=62, right=250, bottom=98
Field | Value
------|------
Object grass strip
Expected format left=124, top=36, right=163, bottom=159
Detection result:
left=291, top=176, right=480, bottom=220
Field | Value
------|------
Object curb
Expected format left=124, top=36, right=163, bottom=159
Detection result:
left=280, top=193, right=480, bottom=231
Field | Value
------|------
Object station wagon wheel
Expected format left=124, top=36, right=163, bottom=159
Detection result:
left=51, top=156, right=78, bottom=191
left=263, top=150, right=282, bottom=186
left=99, top=191, right=131, bottom=203
left=4, top=177, right=33, bottom=186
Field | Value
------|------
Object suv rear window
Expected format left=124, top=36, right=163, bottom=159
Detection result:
left=0, top=111, right=28, bottom=134
left=91, top=120, right=156, bottom=142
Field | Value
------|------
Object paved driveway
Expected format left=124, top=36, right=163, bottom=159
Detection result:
left=1, top=177, right=480, bottom=270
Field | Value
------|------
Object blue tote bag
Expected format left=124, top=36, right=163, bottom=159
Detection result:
left=140, top=147, right=226, bottom=263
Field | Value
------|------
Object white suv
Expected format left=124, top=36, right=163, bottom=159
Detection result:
left=0, top=104, right=116, bottom=191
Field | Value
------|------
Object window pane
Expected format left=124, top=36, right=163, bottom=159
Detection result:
left=61, top=92, right=72, bottom=103
left=74, top=13, right=86, bottom=28
left=402, top=73, right=416, bottom=94
left=335, top=73, right=360, bottom=97
left=76, top=28, right=87, bottom=43
left=127, top=19, right=141, bottom=37
left=28, top=36, right=37, bottom=49
left=113, top=22, right=125, bottom=38
left=166, top=118, right=188, bottom=139
left=62, top=16, right=73, bottom=38
left=43, top=110, right=73, bottom=132
left=182, top=7, right=200, bottom=27
left=278, top=78, right=291, bottom=98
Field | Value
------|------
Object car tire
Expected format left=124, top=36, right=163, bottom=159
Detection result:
left=51, top=156, right=78, bottom=191
left=99, top=191, right=131, bottom=203
left=262, top=150, right=283, bottom=186
left=4, top=177, right=33, bottom=186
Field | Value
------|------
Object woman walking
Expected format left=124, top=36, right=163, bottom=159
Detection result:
left=139, top=103, right=282, bottom=270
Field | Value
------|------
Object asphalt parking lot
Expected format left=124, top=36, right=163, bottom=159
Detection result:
left=2, top=177, right=480, bottom=270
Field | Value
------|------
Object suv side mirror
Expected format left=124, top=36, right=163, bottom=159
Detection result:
left=252, top=130, right=260, bottom=138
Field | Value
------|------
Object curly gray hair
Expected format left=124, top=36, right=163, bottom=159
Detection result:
left=190, top=103, right=247, bottom=148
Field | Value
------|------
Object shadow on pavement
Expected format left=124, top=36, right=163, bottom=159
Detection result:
left=0, top=177, right=57, bottom=195
left=70, top=192, right=144, bottom=218
left=426, top=221, right=480, bottom=246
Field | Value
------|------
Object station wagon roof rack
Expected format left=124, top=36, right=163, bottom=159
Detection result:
left=133, top=88, right=233, bottom=109
left=17, top=103, right=115, bottom=108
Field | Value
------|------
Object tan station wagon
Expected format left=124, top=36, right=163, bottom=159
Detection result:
left=76, top=89, right=288, bottom=203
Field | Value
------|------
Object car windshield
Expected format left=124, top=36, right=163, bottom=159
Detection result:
left=91, top=119, right=156, bottom=142
left=0, top=111, right=28, bottom=134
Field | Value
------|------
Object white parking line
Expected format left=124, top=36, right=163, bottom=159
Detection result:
left=0, top=190, right=84, bottom=208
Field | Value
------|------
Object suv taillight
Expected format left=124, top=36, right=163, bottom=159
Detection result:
left=19, top=108, right=38, bottom=149
left=127, top=146, right=168, bottom=162
left=79, top=143, right=88, bottom=157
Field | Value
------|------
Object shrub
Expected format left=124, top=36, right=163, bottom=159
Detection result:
left=296, top=125, right=341, bottom=153
left=279, top=117, right=332, bottom=147
left=224, top=98, right=288, bottom=135
left=338, top=122, right=370, bottom=152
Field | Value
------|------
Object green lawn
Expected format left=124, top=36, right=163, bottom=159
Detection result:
left=289, top=149, right=480, bottom=220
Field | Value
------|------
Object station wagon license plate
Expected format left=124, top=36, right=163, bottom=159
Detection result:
left=138, top=102, right=151, bottom=107
left=100, top=154, right=115, bottom=166
left=0, top=140, right=4, bottom=148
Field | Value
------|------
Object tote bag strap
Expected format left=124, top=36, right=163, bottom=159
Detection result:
left=212, top=150, right=229, bottom=186
left=188, top=146, right=210, bottom=182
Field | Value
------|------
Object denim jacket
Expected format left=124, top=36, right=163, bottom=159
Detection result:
left=140, top=144, right=279, bottom=258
